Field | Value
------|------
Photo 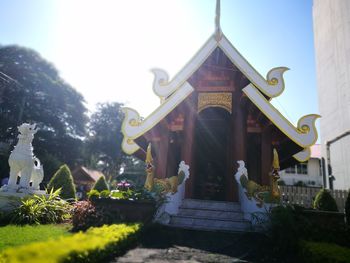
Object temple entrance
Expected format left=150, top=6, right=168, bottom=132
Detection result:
left=193, top=107, right=230, bottom=201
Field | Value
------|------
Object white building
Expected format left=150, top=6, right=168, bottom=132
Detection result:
left=280, top=144, right=323, bottom=187
left=313, top=0, right=350, bottom=190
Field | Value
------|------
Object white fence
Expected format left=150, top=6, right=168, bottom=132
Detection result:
left=280, top=186, right=348, bottom=212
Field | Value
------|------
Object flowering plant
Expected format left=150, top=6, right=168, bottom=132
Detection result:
left=116, top=180, right=132, bottom=191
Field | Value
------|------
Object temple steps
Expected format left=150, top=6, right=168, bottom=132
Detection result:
left=180, top=199, right=241, bottom=211
left=168, top=199, right=251, bottom=232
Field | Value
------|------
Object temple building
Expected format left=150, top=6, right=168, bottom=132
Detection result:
left=121, top=2, right=319, bottom=203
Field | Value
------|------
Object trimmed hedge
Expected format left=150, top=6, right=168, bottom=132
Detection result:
left=266, top=204, right=350, bottom=262
left=92, top=176, right=109, bottom=192
left=313, top=189, right=338, bottom=212
left=0, top=224, right=140, bottom=263
left=301, top=241, right=350, bottom=263
left=48, top=165, right=76, bottom=200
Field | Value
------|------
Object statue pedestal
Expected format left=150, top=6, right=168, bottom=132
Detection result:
left=0, top=189, right=47, bottom=211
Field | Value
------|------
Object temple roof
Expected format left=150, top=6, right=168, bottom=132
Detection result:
left=72, top=166, right=104, bottom=183
left=121, top=32, right=319, bottom=162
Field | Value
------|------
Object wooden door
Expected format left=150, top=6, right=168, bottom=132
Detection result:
left=193, top=108, right=230, bottom=201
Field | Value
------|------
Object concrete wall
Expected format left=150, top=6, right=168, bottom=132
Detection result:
left=280, top=158, right=323, bottom=187
left=329, top=137, right=350, bottom=189
left=313, top=0, right=350, bottom=189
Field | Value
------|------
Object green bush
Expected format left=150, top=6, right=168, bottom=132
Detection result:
left=88, top=187, right=162, bottom=204
left=110, top=187, right=156, bottom=201
left=266, top=204, right=350, bottom=258
left=0, top=211, right=11, bottom=226
left=100, top=190, right=111, bottom=198
left=267, top=205, right=301, bottom=257
left=346, top=190, right=350, bottom=225
left=92, top=176, right=109, bottom=192
left=48, top=165, right=76, bottom=200
left=86, top=190, right=113, bottom=199
left=0, top=224, right=140, bottom=263
left=313, top=189, right=338, bottom=212
left=87, top=189, right=100, bottom=200
left=11, top=188, right=72, bottom=225
left=301, top=240, right=350, bottom=263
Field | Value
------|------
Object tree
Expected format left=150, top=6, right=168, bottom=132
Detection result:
left=118, top=156, right=146, bottom=188
left=47, top=164, right=76, bottom=199
left=0, top=45, right=87, bottom=180
left=92, top=176, right=109, bottom=192
left=85, top=102, right=125, bottom=183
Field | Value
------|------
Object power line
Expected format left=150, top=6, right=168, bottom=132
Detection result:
left=274, top=97, right=295, bottom=124
left=0, top=71, right=23, bottom=87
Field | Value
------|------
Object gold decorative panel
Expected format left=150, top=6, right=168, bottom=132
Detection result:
left=197, top=92, right=232, bottom=113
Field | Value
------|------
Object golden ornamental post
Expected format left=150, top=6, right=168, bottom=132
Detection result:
left=144, top=143, right=155, bottom=191
left=270, top=148, right=281, bottom=199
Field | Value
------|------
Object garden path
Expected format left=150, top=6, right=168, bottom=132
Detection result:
left=111, top=225, right=272, bottom=263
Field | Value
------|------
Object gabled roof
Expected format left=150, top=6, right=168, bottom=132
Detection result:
left=72, top=166, right=104, bottom=183
left=121, top=33, right=319, bottom=162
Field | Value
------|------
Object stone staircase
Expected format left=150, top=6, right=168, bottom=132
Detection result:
left=168, top=199, right=252, bottom=232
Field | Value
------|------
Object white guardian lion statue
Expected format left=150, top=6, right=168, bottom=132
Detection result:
left=2, top=123, right=44, bottom=192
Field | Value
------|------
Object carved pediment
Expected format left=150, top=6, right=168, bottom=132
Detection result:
left=197, top=92, right=232, bottom=114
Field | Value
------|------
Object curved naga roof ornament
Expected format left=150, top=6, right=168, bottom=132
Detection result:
left=152, top=37, right=217, bottom=99
left=243, top=84, right=320, bottom=147
left=122, top=82, right=194, bottom=154
left=293, top=148, right=312, bottom=162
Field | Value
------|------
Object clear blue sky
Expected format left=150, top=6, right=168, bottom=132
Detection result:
left=0, top=0, right=318, bottom=126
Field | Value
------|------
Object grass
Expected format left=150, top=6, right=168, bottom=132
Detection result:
left=0, top=224, right=71, bottom=251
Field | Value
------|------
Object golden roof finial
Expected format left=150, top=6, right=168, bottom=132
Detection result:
left=272, top=148, right=280, bottom=170
left=215, top=0, right=223, bottom=41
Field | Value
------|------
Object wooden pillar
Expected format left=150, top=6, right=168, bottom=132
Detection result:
left=227, top=118, right=236, bottom=201
left=166, top=133, right=181, bottom=178
left=261, top=126, right=272, bottom=185
left=229, top=89, right=247, bottom=201
left=182, top=95, right=197, bottom=198
left=155, top=122, right=169, bottom=179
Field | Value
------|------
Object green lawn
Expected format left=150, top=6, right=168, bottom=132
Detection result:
left=0, top=224, right=71, bottom=251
